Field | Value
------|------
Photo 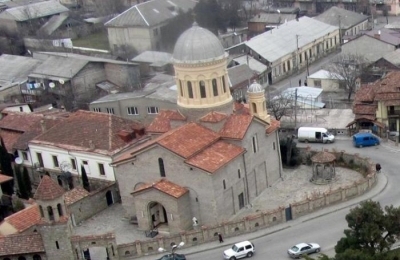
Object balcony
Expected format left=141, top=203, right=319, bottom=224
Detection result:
left=388, top=110, right=400, bottom=117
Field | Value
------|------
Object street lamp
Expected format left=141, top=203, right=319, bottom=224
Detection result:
left=158, top=242, right=185, bottom=260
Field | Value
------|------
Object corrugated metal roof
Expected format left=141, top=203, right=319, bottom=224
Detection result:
left=30, top=56, right=88, bottom=79
left=132, top=51, right=172, bottom=66
left=245, top=16, right=338, bottom=63
left=0, top=1, right=69, bottom=21
left=308, top=69, right=344, bottom=80
left=314, top=6, right=368, bottom=30
left=232, top=55, right=268, bottom=74
left=365, top=28, right=400, bottom=46
left=249, top=12, right=296, bottom=24
left=382, top=49, right=400, bottom=65
left=0, top=54, right=42, bottom=87
left=228, top=64, right=255, bottom=87
left=281, top=86, right=323, bottom=99
left=105, top=0, right=197, bottom=27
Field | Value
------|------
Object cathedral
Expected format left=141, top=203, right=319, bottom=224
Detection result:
left=112, top=23, right=282, bottom=234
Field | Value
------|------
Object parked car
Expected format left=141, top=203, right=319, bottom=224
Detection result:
left=157, top=253, right=186, bottom=260
left=353, top=132, right=380, bottom=148
left=287, top=243, right=320, bottom=259
left=223, top=240, right=255, bottom=259
left=297, top=127, right=335, bottom=143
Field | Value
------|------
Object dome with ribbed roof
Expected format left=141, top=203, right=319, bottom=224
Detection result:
left=173, top=22, right=226, bottom=63
left=248, top=81, right=264, bottom=93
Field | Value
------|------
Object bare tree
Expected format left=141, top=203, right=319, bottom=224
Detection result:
left=268, top=93, right=293, bottom=121
left=327, top=53, right=368, bottom=101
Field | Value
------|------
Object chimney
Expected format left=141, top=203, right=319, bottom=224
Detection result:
left=88, top=140, right=95, bottom=149
left=118, top=130, right=135, bottom=142
left=374, top=30, right=381, bottom=39
left=40, top=120, right=46, bottom=133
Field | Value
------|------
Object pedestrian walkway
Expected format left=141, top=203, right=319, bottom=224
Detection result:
left=138, top=172, right=388, bottom=260
left=380, top=138, right=400, bottom=153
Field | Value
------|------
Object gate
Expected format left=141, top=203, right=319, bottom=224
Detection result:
left=285, top=205, right=292, bottom=221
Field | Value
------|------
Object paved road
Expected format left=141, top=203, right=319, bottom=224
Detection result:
left=142, top=139, right=397, bottom=260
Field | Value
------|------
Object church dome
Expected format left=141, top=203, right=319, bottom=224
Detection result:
left=248, top=81, right=264, bottom=93
left=173, top=22, right=226, bottom=63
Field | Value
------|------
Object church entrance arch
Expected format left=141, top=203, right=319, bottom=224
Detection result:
left=148, top=201, right=168, bottom=229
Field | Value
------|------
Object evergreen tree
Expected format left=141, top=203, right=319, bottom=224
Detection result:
left=15, top=166, right=25, bottom=198
left=22, top=167, right=32, bottom=198
left=81, top=165, right=90, bottom=192
left=0, top=137, right=14, bottom=195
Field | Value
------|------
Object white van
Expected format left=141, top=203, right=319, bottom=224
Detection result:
left=297, top=127, right=335, bottom=143
left=223, top=241, right=255, bottom=259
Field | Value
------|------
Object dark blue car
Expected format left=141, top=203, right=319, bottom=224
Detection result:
left=353, top=132, right=380, bottom=148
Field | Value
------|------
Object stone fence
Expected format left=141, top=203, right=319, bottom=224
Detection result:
left=87, top=147, right=377, bottom=259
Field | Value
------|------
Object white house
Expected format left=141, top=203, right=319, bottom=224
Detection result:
left=280, top=86, right=325, bottom=109
left=307, top=69, right=344, bottom=92
left=27, top=110, right=145, bottom=187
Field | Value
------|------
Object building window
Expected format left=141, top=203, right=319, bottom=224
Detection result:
left=309, top=49, right=312, bottom=58
left=98, top=163, right=105, bottom=176
left=52, top=155, right=59, bottom=168
left=299, top=53, right=302, bottom=64
left=223, top=180, right=226, bottom=189
left=179, top=80, right=183, bottom=97
left=55, top=241, right=59, bottom=249
left=22, top=151, right=28, bottom=160
left=93, top=108, right=101, bottom=112
left=252, top=135, right=258, bottom=153
left=252, top=103, right=257, bottom=113
left=153, top=27, right=158, bottom=36
left=222, top=76, right=226, bottom=93
left=106, top=108, right=114, bottom=114
left=127, top=107, right=138, bottom=115
left=238, top=193, right=245, bottom=209
left=71, top=159, right=77, bottom=170
left=238, top=169, right=241, bottom=179
left=147, top=107, right=159, bottom=114
left=37, top=153, right=44, bottom=167
left=48, top=206, right=54, bottom=221
left=158, top=158, right=165, bottom=177
left=287, top=60, right=291, bottom=71
left=39, top=205, right=44, bottom=217
left=212, top=79, right=218, bottom=96
left=283, top=63, right=286, bottom=73
left=33, top=255, right=42, bottom=260
left=314, top=80, right=321, bottom=87
left=199, top=81, right=206, bottom=98
left=187, top=81, right=193, bottom=98
left=18, top=257, right=26, bottom=260
left=57, top=203, right=63, bottom=216
left=273, top=142, right=276, bottom=150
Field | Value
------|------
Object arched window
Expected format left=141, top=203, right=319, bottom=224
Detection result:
left=212, top=79, right=218, bottom=96
left=4, top=258, right=11, bottom=260
left=263, top=101, right=266, bottom=111
left=187, top=82, right=193, bottom=98
left=252, top=103, right=257, bottom=113
left=57, top=203, right=63, bottom=216
left=18, top=257, right=26, bottom=260
left=179, top=81, right=183, bottom=97
left=33, top=255, right=42, bottom=260
left=47, top=206, right=54, bottom=221
left=222, top=76, right=226, bottom=93
left=39, top=205, right=44, bottom=218
left=199, top=81, right=206, bottom=98
left=158, top=158, right=165, bottom=177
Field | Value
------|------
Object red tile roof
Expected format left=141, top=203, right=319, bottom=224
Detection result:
left=64, top=187, right=90, bottom=205
left=158, top=122, right=220, bottom=158
left=147, top=110, right=186, bottom=134
left=354, top=84, right=375, bottom=103
left=0, top=130, right=21, bottom=153
left=131, top=179, right=188, bottom=198
left=353, top=104, right=376, bottom=115
left=0, top=174, right=13, bottom=184
left=3, top=204, right=41, bottom=233
left=186, top=141, right=245, bottom=173
left=266, top=119, right=280, bottom=134
left=0, top=112, right=44, bottom=132
left=34, top=175, right=65, bottom=201
left=199, top=111, right=228, bottom=123
left=219, top=114, right=253, bottom=139
left=31, top=110, right=144, bottom=155
left=0, top=233, right=44, bottom=256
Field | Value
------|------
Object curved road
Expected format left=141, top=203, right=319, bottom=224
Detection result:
left=183, top=140, right=398, bottom=260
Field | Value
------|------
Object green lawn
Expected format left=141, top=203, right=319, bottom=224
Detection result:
left=72, top=32, right=110, bottom=50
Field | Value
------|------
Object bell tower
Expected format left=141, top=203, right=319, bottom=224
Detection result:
left=247, top=80, right=271, bottom=124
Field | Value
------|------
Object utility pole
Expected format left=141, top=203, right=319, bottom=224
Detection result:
left=338, top=15, right=342, bottom=46
left=296, top=34, right=299, bottom=73
left=294, top=88, right=298, bottom=130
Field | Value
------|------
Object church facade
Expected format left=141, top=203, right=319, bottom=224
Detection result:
left=112, top=23, right=282, bottom=234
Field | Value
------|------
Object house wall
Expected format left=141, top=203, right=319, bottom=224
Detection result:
left=344, top=20, right=368, bottom=36
left=39, top=222, right=74, bottom=260
left=89, top=97, right=177, bottom=124
left=2, top=104, right=32, bottom=113
left=107, top=27, right=153, bottom=55
left=0, top=19, right=18, bottom=36
left=104, top=63, right=141, bottom=90
left=28, top=144, right=116, bottom=182
left=0, top=85, right=24, bottom=102
left=72, top=62, right=107, bottom=98
left=341, top=35, right=396, bottom=62
left=308, top=77, right=341, bottom=92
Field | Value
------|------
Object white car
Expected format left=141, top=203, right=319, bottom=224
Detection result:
left=287, top=243, right=321, bottom=259
left=223, top=241, right=255, bottom=260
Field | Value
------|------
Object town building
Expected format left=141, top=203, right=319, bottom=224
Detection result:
left=228, top=16, right=339, bottom=85
left=131, top=51, right=173, bottom=76
left=228, top=64, right=258, bottom=102
left=105, top=0, right=197, bottom=56
left=307, top=69, right=344, bottom=92
left=111, top=22, right=282, bottom=234
left=314, top=6, right=369, bottom=44
left=248, top=12, right=296, bottom=37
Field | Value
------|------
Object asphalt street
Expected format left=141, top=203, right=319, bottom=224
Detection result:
left=142, top=139, right=397, bottom=260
